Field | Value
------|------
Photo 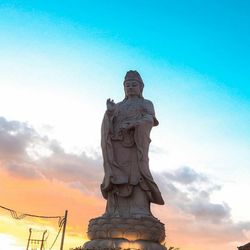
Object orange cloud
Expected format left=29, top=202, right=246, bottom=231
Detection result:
left=1, top=116, right=250, bottom=250
left=0, top=167, right=105, bottom=249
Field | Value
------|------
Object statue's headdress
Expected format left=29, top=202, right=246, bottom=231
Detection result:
left=123, top=70, right=144, bottom=98
left=124, top=70, right=144, bottom=86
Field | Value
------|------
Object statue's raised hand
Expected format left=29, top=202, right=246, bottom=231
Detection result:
left=106, top=98, right=116, bottom=112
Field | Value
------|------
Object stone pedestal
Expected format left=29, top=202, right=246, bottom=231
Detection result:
left=83, top=216, right=167, bottom=250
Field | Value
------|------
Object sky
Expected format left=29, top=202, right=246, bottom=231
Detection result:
left=0, top=0, right=250, bottom=249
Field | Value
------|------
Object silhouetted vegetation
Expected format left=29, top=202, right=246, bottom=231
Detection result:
left=70, top=245, right=180, bottom=250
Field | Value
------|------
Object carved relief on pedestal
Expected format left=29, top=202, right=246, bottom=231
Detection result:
left=87, top=216, right=165, bottom=243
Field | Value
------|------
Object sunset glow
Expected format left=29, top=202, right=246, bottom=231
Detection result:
left=1, top=1, right=250, bottom=250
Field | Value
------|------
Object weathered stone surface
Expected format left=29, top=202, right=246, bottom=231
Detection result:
left=101, top=70, right=164, bottom=217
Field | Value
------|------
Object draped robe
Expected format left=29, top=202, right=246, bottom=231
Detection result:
left=101, top=97, right=164, bottom=217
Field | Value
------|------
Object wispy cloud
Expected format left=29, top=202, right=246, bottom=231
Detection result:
left=153, top=166, right=250, bottom=248
left=0, top=116, right=102, bottom=194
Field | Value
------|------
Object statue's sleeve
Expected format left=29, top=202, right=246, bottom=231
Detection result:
left=101, top=111, right=114, bottom=196
left=142, top=100, right=159, bottom=126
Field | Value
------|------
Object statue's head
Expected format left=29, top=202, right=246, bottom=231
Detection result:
left=123, top=70, right=144, bottom=98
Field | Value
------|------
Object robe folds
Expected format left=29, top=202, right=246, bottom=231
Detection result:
left=101, top=97, right=164, bottom=217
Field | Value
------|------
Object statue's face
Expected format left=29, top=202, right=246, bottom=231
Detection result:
left=124, top=80, right=141, bottom=97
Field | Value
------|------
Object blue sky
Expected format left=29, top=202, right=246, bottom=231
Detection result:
left=2, top=1, right=250, bottom=72
left=0, top=1, right=250, bottom=249
left=2, top=0, right=250, bottom=87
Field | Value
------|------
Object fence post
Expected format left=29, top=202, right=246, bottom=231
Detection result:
left=60, top=210, right=68, bottom=250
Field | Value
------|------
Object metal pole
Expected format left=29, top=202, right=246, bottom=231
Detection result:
left=26, top=228, right=32, bottom=250
left=40, top=230, right=47, bottom=250
left=60, top=210, right=68, bottom=250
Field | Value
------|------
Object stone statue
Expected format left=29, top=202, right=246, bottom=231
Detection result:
left=101, top=70, right=164, bottom=218
left=83, top=71, right=166, bottom=250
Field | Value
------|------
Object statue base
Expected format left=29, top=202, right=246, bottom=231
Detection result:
left=87, top=216, right=165, bottom=242
left=83, top=238, right=167, bottom=250
left=83, top=215, right=166, bottom=250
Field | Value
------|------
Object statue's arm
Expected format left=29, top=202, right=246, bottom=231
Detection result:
left=121, top=100, right=157, bottom=131
left=142, top=99, right=159, bottom=126
left=101, top=99, right=118, bottom=171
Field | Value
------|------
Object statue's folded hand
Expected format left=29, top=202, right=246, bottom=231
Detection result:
left=120, top=121, right=139, bottom=131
